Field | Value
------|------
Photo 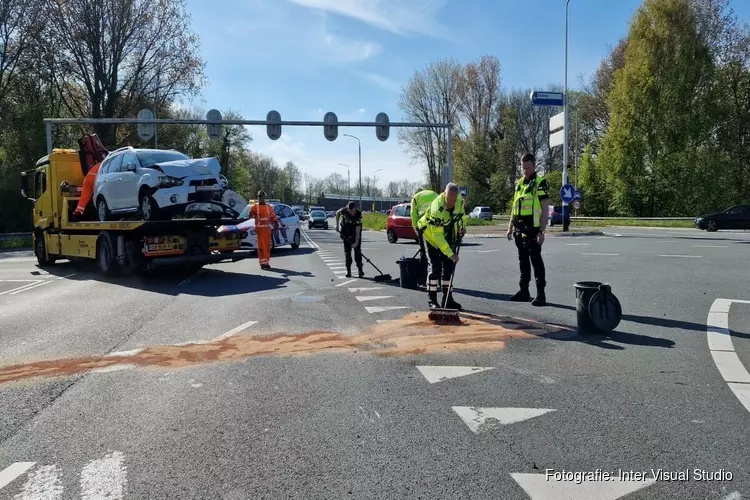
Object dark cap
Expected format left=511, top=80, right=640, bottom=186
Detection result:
left=347, top=201, right=356, bottom=209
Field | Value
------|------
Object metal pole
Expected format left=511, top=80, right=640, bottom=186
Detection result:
left=154, top=73, right=158, bottom=148
left=358, top=140, right=362, bottom=207
left=563, top=0, right=570, bottom=231
left=46, top=123, right=53, bottom=153
left=339, top=163, right=351, bottom=200
left=447, top=125, right=453, bottom=187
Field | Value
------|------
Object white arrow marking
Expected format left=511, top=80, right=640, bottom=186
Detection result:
left=348, top=287, right=383, bottom=292
left=452, top=407, right=556, bottom=433
left=80, top=451, right=127, bottom=500
left=0, top=462, right=35, bottom=490
left=365, top=306, right=409, bottom=313
left=355, top=296, right=394, bottom=302
left=15, top=464, right=63, bottom=499
left=510, top=472, right=656, bottom=500
left=417, top=366, right=495, bottom=383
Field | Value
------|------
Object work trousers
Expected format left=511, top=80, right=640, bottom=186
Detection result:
left=514, top=229, right=546, bottom=289
left=342, top=235, right=363, bottom=270
left=256, top=227, right=272, bottom=266
left=426, top=243, right=454, bottom=292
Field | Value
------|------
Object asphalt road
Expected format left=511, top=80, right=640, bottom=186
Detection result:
left=0, top=223, right=749, bottom=499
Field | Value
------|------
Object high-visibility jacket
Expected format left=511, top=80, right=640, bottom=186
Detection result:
left=410, top=190, right=438, bottom=229
left=417, top=192, right=466, bottom=258
left=251, top=203, right=278, bottom=230
left=511, top=173, right=549, bottom=228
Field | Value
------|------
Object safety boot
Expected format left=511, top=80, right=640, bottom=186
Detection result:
left=442, top=288, right=462, bottom=310
left=346, top=266, right=352, bottom=278
left=510, top=287, right=531, bottom=302
left=358, top=266, right=365, bottom=278
left=428, top=292, right=440, bottom=309
left=531, top=288, right=546, bottom=307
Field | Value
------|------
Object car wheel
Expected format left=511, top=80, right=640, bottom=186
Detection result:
left=97, top=198, right=110, bottom=222
left=291, top=230, right=301, bottom=249
left=140, top=192, right=160, bottom=221
left=387, top=228, right=398, bottom=244
left=706, top=220, right=717, bottom=232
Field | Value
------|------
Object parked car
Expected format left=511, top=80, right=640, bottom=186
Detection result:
left=469, top=206, right=493, bottom=221
left=387, top=203, right=417, bottom=243
left=219, top=174, right=247, bottom=212
left=93, top=147, right=224, bottom=222
left=695, top=205, right=750, bottom=231
left=549, top=205, right=571, bottom=227
left=232, top=202, right=302, bottom=250
left=308, top=210, right=329, bottom=229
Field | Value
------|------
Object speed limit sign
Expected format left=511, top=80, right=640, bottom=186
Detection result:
left=573, top=200, right=581, bottom=210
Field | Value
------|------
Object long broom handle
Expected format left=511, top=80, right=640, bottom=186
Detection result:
left=441, top=235, right=462, bottom=309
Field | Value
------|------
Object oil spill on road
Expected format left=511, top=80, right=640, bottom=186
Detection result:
left=0, top=312, right=571, bottom=385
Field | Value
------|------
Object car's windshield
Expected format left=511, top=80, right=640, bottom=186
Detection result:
left=136, top=150, right=190, bottom=168
left=311, top=211, right=326, bottom=218
left=240, top=204, right=253, bottom=219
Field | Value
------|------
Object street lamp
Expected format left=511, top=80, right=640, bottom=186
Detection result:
left=563, top=0, right=571, bottom=232
left=343, top=133, right=362, bottom=207
left=373, top=168, right=383, bottom=212
left=338, top=163, right=351, bottom=200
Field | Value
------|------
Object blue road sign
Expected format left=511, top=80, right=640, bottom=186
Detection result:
left=560, top=184, right=575, bottom=204
left=574, top=189, right=581, bottom=201
left=458, top=186, right=469, bottom=196
left=530, top=91, right=564, bottom=107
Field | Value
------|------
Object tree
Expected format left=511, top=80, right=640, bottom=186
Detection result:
left=398, top=58, right=463, bottom=190
left=45, top=0, right=206, bottom=146
left=283, top=161, right=302, bottom=199
left=0, top=0, right=44, bottom=105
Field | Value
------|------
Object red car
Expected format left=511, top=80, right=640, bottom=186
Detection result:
left=387, top=203, right=417, bottom=243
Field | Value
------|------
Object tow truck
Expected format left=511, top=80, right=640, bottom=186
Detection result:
left=21, top=148, right=253, bottom=276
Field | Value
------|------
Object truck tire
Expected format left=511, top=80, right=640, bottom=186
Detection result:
left=34, top=232, right=56, bottom=267
left=96, top=233, right=119, bottom=277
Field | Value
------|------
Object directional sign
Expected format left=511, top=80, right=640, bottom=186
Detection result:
left=574, top=189, right=581, bottom=201
left=549, top=111, right=564, bottom=132
left=549, top=129, right=564, bottom=148
left=530, top=91, right=564, bottom=107
left=560, top=183, right=575, bottom=204
left=137, top=109, right=154, bottom=141
left=573, top=200, right=581, bottom=210
left=206, top=109, right=222, bottom=140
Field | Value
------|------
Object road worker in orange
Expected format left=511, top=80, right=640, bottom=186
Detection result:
left=73, top=161, right=102, bottom=217
left=251, top=190, right=284, bottom=270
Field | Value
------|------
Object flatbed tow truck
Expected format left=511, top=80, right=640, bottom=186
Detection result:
left=21, top=148, right=253, bottom=276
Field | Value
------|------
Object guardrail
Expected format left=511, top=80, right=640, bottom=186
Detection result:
left=0, top=232, right=32, bottom=242
left=491, top=215, right=694, bottom=221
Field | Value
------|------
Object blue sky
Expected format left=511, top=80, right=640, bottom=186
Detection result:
left=184, top=0, right=749, bottom=187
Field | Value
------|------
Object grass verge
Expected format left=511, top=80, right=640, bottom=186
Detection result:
left=362, top=213, right=496, bottom=231
left=493, top=216, right=695, bottom=229
left=0, top=237, right=32, bottom=250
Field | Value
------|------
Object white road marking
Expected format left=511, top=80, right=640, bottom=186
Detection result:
left=80, top=451, right=127, bottom=500
left=658, top=254, right=702, bottom=258
left=10, top=280, right=52, bottom=294
left=91, top=364, right=137, bottom=374
left=337, top=275, right=351, bottom=279
left=57, top=273, right=77, bottom=279
left=476, top=250, right=499, bottom=253
left=565, top=243, right=589, bottom=246
left=336, top=279, right=357, bottom=287
left=105, top=348, right=144, bottom=358
left=333, top=270, right=347, bottom=274
left=301, top=230, right=319, bottom=248
left=693, top=245, right=727, bottom=248
left=376, top=320, right=396, bottom=324
left=510, top=472, right=655, bottom=500
left=355, top=296, right=394, bottom=302
left=0, top=462, right=35, bottom=490
left=721, top=492, right=742, bottom=500
left=416, top=366, right=495, bottom=384
left=0, top=279, right=44, bottom=282
left=327, top=266, right=347, bottom=269
left=581, top=253, right=619, bottom=256
left=213, top=320, right=259, bottom=341
left=365, top=306, right=408, bottom=313
left=707, top=298, right=750, bottom=413
left=0, top=281, right=43, bottom=296
left=349, top=287, right=382, bottom=292
left=452, top=407, right=556, bottom=433
left=15, top=464, right=63, bottom=500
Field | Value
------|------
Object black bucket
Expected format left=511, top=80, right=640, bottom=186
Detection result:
left=397, top=257, right=427, bottom=290
left=574, top=281, right=622, bottom=335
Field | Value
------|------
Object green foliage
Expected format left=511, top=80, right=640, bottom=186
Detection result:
left=361, top=212, right=388, bottom=231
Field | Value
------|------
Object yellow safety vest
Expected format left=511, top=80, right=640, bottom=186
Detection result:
left=418, top=193, right=466, bottom=258
left=512, top=175, right=545, bottom=228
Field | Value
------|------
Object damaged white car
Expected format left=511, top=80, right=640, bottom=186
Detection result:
left=93, top=147, right=231, bottom=221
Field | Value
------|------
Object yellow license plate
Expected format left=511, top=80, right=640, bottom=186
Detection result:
left=147, top=243, right=176, bottom=252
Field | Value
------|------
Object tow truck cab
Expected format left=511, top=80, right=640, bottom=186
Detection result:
left=21, top=149, right=252, bottom=276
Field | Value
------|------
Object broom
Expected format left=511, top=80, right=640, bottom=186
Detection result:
left=428, top=235, right=463, bottom=324
left=345, top=235, right=393, bottom=282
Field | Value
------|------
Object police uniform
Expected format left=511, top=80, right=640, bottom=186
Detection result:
left=510, top=173, right=549, bottom=305
left=336, top=206, right=364, bottom=277
left=418, top=192, right=466, bottom=309
left=410, top=189, right=438, bottom=258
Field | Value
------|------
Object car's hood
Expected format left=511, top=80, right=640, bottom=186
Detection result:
left=697, top=211, right=723, bottom=219
left=151, top=157, right=221, bottom=178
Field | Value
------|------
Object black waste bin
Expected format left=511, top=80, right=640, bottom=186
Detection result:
left=574, top=281, right=622, bottom=335
left=397, top=256, right=427, bottom=290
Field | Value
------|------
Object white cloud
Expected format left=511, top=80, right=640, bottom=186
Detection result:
left=358, top=108, right=366, bottom=113
left=287, top=0, right=449, bottom=38
left=358, top=72, right=402, bottom=93
left=320, top=32, right=382, bottom=62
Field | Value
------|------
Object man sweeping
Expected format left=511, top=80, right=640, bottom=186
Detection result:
left=335, top=201, right=364, bottom=278
left=417, top=183, right=466, bottom=310
left=250, top=191, right=284, bottom=270
left=410, top=188, right=438, bottom=259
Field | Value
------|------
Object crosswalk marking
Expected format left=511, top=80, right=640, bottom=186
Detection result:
left=0, top=462, right=35, bottom=490
left=80, top=451, right=127, bottom=500
left=336, top=279, right=357, bottom=287
left=349, top=287, right=382, bottom=292
left=15, top=464, right=62, bottom=499
left=355, top=296, right=394, bottom=302
left=365, top=306, right=408, bottom=313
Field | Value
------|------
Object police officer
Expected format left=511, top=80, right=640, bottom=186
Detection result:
left=410, top=188, right=438, bottom=259
left=505, top=153, right=550, bottom=306
left=335, top=201, right=364, bottom=278
left=418, top=183, right=466, bottom=309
